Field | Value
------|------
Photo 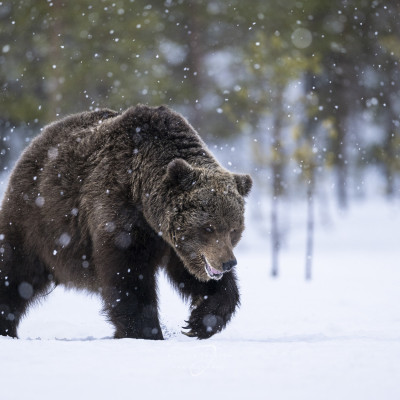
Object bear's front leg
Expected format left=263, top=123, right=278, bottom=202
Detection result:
left=165, top=251, right=240, bottom=339
left=184, top=271, right=240, bottom=339
left=101, top=264, right=164, bottom=340
left=93, top=227, right=165, bottom=340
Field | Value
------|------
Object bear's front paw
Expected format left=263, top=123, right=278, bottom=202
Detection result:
left=182, top=296, right=234, bottom=339
left=182, top=313, right=226, bottom=339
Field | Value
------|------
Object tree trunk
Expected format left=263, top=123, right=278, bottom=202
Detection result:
left=271, top=194, right=279, bottom=277
left=383, top=107, right=397, bottom=197
left=184, top=1, right=205, bottom=131
left=270, top=86, right=285, bottom=278
left=305, top=175, right=315, bottom=280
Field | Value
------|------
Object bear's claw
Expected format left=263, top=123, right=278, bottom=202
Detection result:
left=181, top=329, right=197, bottom=337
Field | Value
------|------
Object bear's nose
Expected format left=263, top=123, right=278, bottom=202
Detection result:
left=222, top=258, right=237, bottom=272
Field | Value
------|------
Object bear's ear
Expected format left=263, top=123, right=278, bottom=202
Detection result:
left=234, top=174, right=253, bottom=197
left=165, top=159, right=196, bottom=190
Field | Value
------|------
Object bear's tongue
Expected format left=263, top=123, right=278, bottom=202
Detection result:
left=209, top=264, right=222, bottom=275
left=204, top=258, right=223, bottom=278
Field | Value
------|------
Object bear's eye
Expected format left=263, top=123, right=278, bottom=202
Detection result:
left=230, top=228, right=240, bottom=241
left=204, top=226, right=215, bottom=234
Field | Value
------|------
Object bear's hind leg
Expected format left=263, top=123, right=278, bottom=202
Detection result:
left=0, top=243, right=51, bottom=338
left=0, top=280, right=28, bottom=338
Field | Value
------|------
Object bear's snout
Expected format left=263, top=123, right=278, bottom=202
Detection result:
left=222, top=258, right=237, bottom=272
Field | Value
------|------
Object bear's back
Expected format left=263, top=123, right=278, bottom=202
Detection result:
left=6, top=109, right=118, bottom=186
left=1, top=109, right=120, bottom=225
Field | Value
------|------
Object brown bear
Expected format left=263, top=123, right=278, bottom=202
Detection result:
left=0, top=105, right=252, bottom=339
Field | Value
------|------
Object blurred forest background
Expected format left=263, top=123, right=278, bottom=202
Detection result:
left=0, top=0, right=399, bottom=277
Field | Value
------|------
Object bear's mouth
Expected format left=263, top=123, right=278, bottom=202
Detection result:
left=203, top=256, right=224, bottom=280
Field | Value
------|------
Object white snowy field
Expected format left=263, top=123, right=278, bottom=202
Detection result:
left=1, top=197, right=399, bottom=400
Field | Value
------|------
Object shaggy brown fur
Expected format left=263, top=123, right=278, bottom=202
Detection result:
left=0, top=105, right=252, bottom=339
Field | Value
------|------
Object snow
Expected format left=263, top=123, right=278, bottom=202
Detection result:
left=1, top=198, right=400, bottom=400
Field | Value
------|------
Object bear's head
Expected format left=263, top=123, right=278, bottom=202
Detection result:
left=163, top=159, right=252, bottom=282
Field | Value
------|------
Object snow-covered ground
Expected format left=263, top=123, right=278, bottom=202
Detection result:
left=1, top=196, right=399, bottom=400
